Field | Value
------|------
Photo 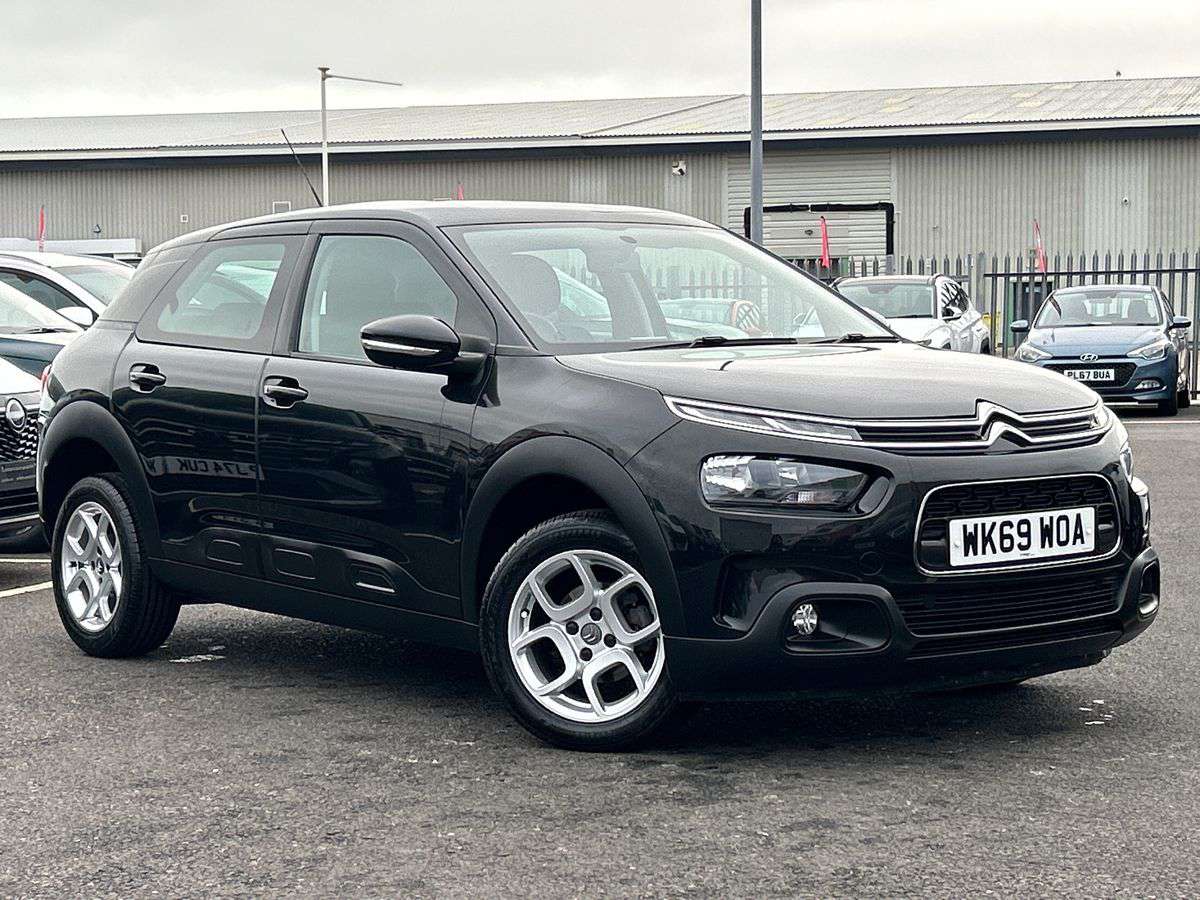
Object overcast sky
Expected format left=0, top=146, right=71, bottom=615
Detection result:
left=2, top=0, right=1197, bottom=119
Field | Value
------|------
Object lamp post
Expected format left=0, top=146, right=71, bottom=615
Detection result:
left=318, top=66, right=406, bottom=207
left=749, top=0, right=764, bottom=246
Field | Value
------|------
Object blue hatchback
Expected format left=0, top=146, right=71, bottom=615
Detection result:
left=1012, top=284, right=1192, bottom=415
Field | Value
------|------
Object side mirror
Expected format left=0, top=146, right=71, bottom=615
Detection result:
left=360, top=314, right=489, bottom=376
left=1010, top=319, right=1030, bottom=334
left=59, top=306, right=95, bottom=328
left=1170, top=315, right=1192, bottom=331
left=941, top=307, right=962, bottom=321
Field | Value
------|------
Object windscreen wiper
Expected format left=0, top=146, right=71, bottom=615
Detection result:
left=687, top=335, right=801, bottom=348
left=810, top=332, right=902, bottom=344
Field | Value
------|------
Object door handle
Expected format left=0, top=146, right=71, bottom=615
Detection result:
left=262, top=376, right=308, bottom=408
left=128, top=364, right=166, bottom=392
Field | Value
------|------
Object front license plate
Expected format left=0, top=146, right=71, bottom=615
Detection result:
left=949, top=506, right=1096, bottom=567
left=1064, top=368, right=1115, bottom=383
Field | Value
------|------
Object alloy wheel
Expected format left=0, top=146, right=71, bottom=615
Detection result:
left=507, top=549, right=665, bottom=724
left=60, top=501, right=123, bottom=633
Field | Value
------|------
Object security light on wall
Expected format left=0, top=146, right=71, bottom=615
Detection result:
left=671, top=160, right=687, bottom=176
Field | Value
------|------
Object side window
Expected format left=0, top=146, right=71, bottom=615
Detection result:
left=139, top=238, right=298, bottom=351
left=952, top=283, right=971, bottom=313
left=937, top=281, right=956, bottom=315
left=0, top=271, right=80, bottom=312
left=297, top=235, right=458, bottom=362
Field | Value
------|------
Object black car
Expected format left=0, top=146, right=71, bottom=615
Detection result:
left=37, top=202, right=1158, bottom=750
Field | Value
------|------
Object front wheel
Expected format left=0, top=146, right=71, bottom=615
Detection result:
left=1158, top=388, right=1180, bottom=417
left=480, top=511, right=676, bottom=750
left=1179, top=379, right=1191, bottom=410
left=51, top=474, right=179, bottom=658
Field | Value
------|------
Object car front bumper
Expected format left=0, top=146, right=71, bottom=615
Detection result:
left=1033, top=354, right=1179, bottom=404
left=627, top=418, right=1155, bottom=699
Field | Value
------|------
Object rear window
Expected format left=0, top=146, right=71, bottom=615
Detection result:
left=136, top=238, right=299, bottom=352
left=102, top=247, right=193, bottom=324
left=57, top=264, right=133, bottom=305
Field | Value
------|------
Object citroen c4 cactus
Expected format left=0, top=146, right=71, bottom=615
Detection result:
left=37, top=202, right=1158, bottom=750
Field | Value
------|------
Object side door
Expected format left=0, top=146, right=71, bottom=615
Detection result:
left=256, top=220, right=495, bottom=617
left=112, top=230, right=304, bottom=570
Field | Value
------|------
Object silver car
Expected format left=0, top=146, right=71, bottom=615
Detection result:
left=0, top=251, right=133, bottom=327
left=836, top=274, right=991, bottom=353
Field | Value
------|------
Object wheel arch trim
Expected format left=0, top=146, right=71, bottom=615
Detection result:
left=39, top=398, right=162, bottom=555
left=460, top=435, right=682, bottom=632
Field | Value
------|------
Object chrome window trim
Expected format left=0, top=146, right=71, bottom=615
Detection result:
left=913, top=472, right=1123, bottom=579
left=664, top=395, right=1110, bottom=451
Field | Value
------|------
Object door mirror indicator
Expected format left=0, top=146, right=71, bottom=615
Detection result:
left=360, top=314, right=490, bottom=376
left=1170, top=315, right=1192, bottom=331
left=1010, top=319, right=1030, bottom=334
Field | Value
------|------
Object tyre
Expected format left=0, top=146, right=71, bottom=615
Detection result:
left=51, top=474, right=179, bottom=658
left=480, top=510, right=676, bottom=750
left=980, top=342, right=991, bottom=356
left=1158, top=387, right=1179, bottom=417
left=1179, top=380, right=1191, bottom=410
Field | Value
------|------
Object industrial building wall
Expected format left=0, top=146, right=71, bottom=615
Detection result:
left=0, top=151, right=726, bottom=251
left=726, top=149, right=894, bottom=257
left=893, top=134, right=1200, bottom=258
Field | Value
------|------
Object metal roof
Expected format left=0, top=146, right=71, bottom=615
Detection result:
left=2, top=75, right=1198, bottom=160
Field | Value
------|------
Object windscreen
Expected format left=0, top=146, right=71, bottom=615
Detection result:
left=450, top=223, right=891, bottom=350
left=58, top=264, right=133, bottom=304
left=1036, top=289, right=1162, bottom=327
left=0, top=283, right=81, bottom=334
left=837, top=280, right=935, bottom=319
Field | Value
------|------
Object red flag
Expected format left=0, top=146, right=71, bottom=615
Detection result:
left=37, top=205, right=46, bottom=252
left=455, top=183, right=465, bottom=201
left=1033, top=218, right=1047, bottom=273
left=818, top=215, right=831, bottom=269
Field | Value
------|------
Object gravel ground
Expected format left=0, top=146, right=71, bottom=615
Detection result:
left=1, top=406, right=1198, bottom=898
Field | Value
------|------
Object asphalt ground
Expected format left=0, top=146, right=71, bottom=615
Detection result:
left=1, top=405, right=1198, bottom=897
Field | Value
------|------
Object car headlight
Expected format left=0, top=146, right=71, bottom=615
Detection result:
left=1128, top=338, right=1171, bottom=361
left=700, top=455, right=869, bottom=509
left=1015, top=343, right=1051, bottom=362
left=1119, top=441, right=1134, bottom=481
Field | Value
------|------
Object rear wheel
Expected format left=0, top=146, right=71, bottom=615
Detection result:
left=980, top=341, right=992, bottom=355
left=480, top=511, right=676, bottom=750
left=51, top=475, right=179, bottom=657
left=1179, top=377, right=1191, bottom=410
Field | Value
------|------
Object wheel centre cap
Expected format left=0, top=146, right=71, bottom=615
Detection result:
left=580, top=622, right=602, bottom=645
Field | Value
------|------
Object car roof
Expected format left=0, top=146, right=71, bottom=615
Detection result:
left=152, top=201, right=717, bottom=253
left=837, top=275, right=941, bottom=286
left=0, top=250, right=129, bottom=269
left=1053, top=283, right=1156, bottom=294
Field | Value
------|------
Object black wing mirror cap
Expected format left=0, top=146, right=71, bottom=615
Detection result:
left=1010, top=319, right=1030, bottom=334
left=1171, top=315, right=1192, bottom=331
left=360, top=314, right=490, bottom=376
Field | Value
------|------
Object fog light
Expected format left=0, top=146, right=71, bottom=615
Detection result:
left=1135, top=379, right=1161, bottom=391
left=791, top=603, right=819, bottom=636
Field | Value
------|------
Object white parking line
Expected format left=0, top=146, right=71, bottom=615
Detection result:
left=0, top=581, right=52, bottom=598
left=0, top=557, right=49, bottom=564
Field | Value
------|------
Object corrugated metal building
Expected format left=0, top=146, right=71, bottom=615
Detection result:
left=1, top=75, right=1198, bottom=259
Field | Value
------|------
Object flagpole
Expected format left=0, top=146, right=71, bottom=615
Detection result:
left=749, top=0, right=764, bottom=246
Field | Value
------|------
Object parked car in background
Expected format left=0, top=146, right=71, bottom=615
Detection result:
left=0, top=356, right=44, bottom=549
left=835, top=274, right=990, bottom=353
left=1012, top=284, right=1191, bottom=415
left=0, top=251, right=133, bottom=327
left=39, top=202, right=1157, bottom=751
left=0, top=282, right=80, bottom=375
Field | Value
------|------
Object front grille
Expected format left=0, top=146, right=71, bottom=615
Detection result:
left=916, top=474, right=1120, bottom=573
left=1044, top=362, right=1138, bottom=387
left=896, top=566, right=1124, bottom=636
left=0, top=405, right=38, bottom=463
left=850, top=403, right=1104, bottom=454
left=909, top=618, right=1121, bottom=659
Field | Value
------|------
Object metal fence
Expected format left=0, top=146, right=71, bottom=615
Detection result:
left=792, top=250, right=1200, bottom=396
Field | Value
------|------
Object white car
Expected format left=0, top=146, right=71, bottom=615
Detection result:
left=0, top=251, right=134, bottom=327
left=836, top=274, right=991, bottom=353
